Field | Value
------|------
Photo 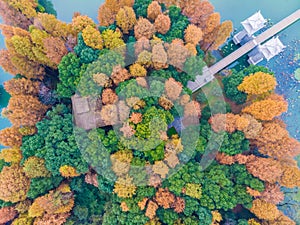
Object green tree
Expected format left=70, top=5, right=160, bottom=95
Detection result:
left=164, top=161, right=203, bottom=195
left=77, top=49, right=125, bottom=96
left=57, top=53, right=82, bottom=98
left=159, top=6, right=189, bottom=43
left=157, top=208, right=179, bottom=225
left=37, top=0, right=57, bottom=15
left=199, top=163, right=259, bottom=211
left=133, top=0, right=153, bottom=18
left=184, top=55, right=206, bottom=81
left=219, top=131, right=249, bottom=156
left=102, top=201, right=149, bottom=225
left=69, top=176, right=107, bottom=223
left=182, top=196, right=212, bottom=225
left=21, top=104, right=89, bottom=176
left=223, top=65, right=274, bottom=105
left=74, top=33, right=100, bottom=64
left=27, top=176, right=63, bottom=199
left=222, top=69, right=247, bottom=104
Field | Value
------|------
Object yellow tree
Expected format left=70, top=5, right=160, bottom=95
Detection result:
left=154, top=14, right=171, bottom=35
left=113, top=175, right=137, bottom=198
left=10, top=55, right=45, bottom=79
left=280, top=165, right=300, bottom=188
left=116, top=6, right=137, bottom=34
left=211, top=210, right=222, bottom=225
left=8, top=34, right=38, bottom=62
left=82, top=25, right=103, bottom=50
left=98, top=4, right=116, bottom=26
left=0, top=126, right=23, bottom=147
left=4, top=77, right=40, bottom=96
left=59, top=165, right=80, bottom=178
left=250, top=199, right=280, bottom=221
left=242, top=94, right=288, bottom=121
left=29, top=185, right=74, bottom=218
left=72, top=14, right=96, bottom=33
left=35, top=13, right=74, bottom=39
left=130, top=63, right=147, bottom=77
left=184, top=24, right=203, bottom=45
left=147, top=1, right=162, bottom=21
left=23, top=156, right=51, bottom=178
left=185, top=183, right=202, bottom=199
left=3, top=0, right=37, bottom=18
left=0, top=164, right=30, bottom=203
left=0, top=147, right=22, bottom=163
left=3, top=95, right=48, bottom=127
left=134, top=18, right=155, bottom=40
left=97, top=0, right=134, bottom=26
left=203, top=12, right=220, bottom=35
left=238, top=72, right=277, bottom=96
left=101, top=29, right=125, bottom=50
left=207, top=21, right=233, bottom=51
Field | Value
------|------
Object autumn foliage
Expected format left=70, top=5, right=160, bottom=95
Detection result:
left=238, top=72, right=277, bottom=96
left=165, top=78, right=182, bottom=100
left=0, top=147, right=22, bottom=163
left=116, top=6, right=137, bottom=34
left=134, top=18, right=155, bottom=40
left=4, top=78, right=40, bottom=96
left=147, top=1, right=161, bottom=21
left=154, top=14, right=171, bottom=34
left=0, top=126, right=23, bottom=147
left=82, top=25, right=103, bottom=50
left=3, top=95, right=48, bottom=127
left=0, top=206, right=17, bottom=224
left=0, top=1, right=299, bottom=224
left=184, top=24, right=203, bottom=45
left=0, top=165, right=30, bottom=203
left=250, top=199, right=280, bottom=221
left=113, top=175, right=137, bottom=198
left=242, top=94, right=288, bottom=121
left=23, top=156, right=50, bottom=178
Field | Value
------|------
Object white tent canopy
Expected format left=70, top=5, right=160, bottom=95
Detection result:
left=258, top=37, right=286, bottom=61
left=241, top=11, right=267, bottom=35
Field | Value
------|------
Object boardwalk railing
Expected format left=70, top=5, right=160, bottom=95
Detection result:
left=188, top=9, right=300, bottom=93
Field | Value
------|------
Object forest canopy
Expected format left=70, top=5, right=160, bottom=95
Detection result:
left=0, top=0, right=299, bottom=224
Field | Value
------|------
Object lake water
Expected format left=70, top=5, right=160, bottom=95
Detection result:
left=0, top=21, right=11, bottom=137
left=210, top=0, right=300, bottom=142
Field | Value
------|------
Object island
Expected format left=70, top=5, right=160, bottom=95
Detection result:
left=0, top=0, right=299, bottom=224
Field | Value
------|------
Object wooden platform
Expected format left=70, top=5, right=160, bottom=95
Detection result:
left=188, top=9, right=300, bottom=93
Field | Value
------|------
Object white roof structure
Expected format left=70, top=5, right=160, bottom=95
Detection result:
left=258, top=36, right=286, bottom=61
left=241, top=11, right=267, bottom=35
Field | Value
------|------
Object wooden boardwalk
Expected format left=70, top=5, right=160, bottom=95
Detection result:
left=188, top=9, right=300, bottom=93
